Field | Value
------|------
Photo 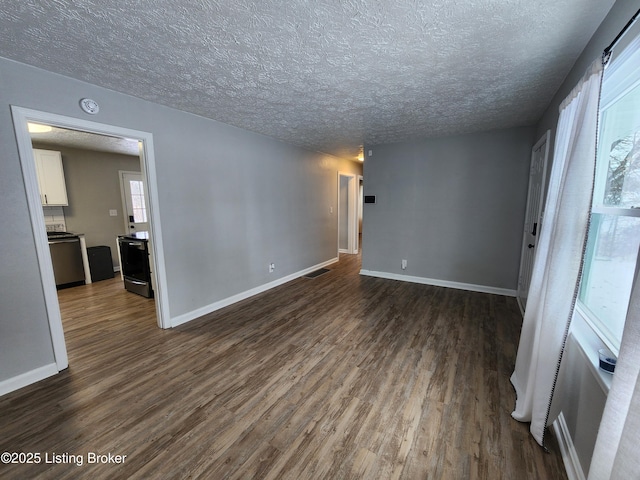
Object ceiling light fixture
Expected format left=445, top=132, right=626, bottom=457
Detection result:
left=27, top=122, right=52, bottom=133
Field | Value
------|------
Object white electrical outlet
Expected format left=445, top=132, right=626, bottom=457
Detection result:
left=269, top=263, right=275, bottom=273
left=401, top=259, right=407, bottom=270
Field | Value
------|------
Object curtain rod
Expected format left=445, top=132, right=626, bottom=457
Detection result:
left=603, top=7, right=640, bottom=63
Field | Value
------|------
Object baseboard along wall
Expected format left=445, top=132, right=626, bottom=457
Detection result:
left=171, top=257, right=339, bottom=328
left=359, top=269, right=517, bottom=297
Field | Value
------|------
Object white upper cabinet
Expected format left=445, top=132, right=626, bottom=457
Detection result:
left=34, top=149, right=68, bottom=206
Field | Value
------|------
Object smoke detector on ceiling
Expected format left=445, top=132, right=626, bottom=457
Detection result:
left=79, top=98, right=99, bottom=115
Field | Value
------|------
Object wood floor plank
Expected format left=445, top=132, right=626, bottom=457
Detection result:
left=0, top=251, right=568, bottom=479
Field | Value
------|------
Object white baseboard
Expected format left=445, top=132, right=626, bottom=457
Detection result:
left=171, top=257, right=339, bottom=328
left=0, top=363, right=59, bottom=397
left=359, top=269, right=517, bottom=297
left=553, top=413, right=586, bottom=480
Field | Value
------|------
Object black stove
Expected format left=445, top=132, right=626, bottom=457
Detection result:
left=118, top=235, right=153, bottom=298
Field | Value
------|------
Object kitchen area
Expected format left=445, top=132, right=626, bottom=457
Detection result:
left=31, top=124, right=154, bottom=299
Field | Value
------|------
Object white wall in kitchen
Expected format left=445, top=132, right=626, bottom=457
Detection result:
left=43, top=206, right=66, bottom=232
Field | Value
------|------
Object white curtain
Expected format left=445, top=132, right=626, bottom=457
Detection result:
left=510, top=59, right=604, bottom=446
left=588, top=260, right=640, bottom=480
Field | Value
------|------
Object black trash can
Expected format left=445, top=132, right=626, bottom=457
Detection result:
left=87, top=246, right=115, bottom=282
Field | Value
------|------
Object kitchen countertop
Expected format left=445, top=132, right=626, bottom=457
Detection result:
left=120, top=231, right=149, bottom=240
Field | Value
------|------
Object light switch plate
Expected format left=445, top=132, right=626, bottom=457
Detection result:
left=109, top=209, right=118, bottom=217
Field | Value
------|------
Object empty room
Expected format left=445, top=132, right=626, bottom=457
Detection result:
left=1, top=1, right=639, bottom=479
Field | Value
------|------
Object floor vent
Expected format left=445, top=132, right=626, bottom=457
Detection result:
left=304, top=268, right=330, bottom=279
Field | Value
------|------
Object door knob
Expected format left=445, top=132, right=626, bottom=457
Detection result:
left=528, top=244, right=535, bottom=248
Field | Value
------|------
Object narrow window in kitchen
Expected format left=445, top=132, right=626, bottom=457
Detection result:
left=129, top=180, right=147, bottom=223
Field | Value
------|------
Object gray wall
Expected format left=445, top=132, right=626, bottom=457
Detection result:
left=555, top=333, right=608, bottom=476
left=362, top=126, right=535, bottom=291
left=533, top=1, right=640, bottom=477
left=0, top=137, right=55, bottom=382
left=0, top=57, right=361, bottom=385
left=32, top=144, right=141, bottom=268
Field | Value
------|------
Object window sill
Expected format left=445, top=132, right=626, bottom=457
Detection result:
left=569, top=305, right=615, bottom=394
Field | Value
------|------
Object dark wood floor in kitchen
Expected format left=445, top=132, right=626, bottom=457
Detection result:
left=0, top=252, right=567, bottom=479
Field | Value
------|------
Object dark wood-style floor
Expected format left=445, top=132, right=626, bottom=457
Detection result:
left=0, top=253, right=567, bottom=479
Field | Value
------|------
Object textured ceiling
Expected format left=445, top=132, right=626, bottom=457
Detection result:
left=30, top=125, right=140, bottom=157
left=0, top=0, right=614, bottom=159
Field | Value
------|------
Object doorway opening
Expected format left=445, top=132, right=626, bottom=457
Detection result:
left=12, top=107, right=169, bottom=372
left=119, top=171, right=150, bottom=236
left=517, top=130, right=550, bottom=314
left=358, top=175, right=364, bottom=252
left=338, top=172, right=359, bottom=255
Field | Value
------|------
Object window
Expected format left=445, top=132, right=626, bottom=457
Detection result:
left=129, top=179, right=147, bottom=223
left=578, top=38, right=640, bottom=351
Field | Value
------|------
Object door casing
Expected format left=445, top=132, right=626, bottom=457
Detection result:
left=11, top=106, right=171, bottom=372
left=517, top=130, right=550, bottom=315
left=338, top=172, right=359, bottom=254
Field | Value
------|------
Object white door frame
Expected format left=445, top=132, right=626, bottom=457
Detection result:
left=11, top=106, right=171, bottom=371
left=516, top=130, right=550, bottom=315
left=355, top=175, right=363, bottom=253
left=338, top=172, right=358, bottom=254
